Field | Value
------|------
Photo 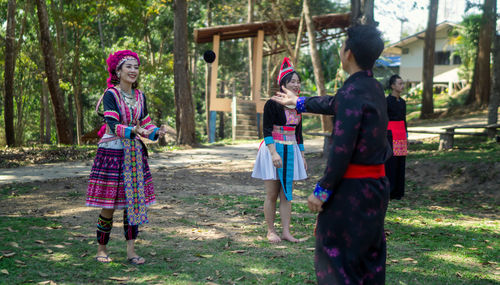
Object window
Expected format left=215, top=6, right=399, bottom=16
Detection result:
left=402, top=48, right=409, bottom=54
left=452, top=54, right=462, bottom=65
left=435, top=51, right=451, bottom=65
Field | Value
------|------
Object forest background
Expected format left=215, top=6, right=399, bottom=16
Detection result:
left=0, top=0, right=498, bottom=147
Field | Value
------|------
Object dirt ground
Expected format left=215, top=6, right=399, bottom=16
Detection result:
left=0, top=155, right=325, bottom=246
left=1, top=150, right=498, bottom=244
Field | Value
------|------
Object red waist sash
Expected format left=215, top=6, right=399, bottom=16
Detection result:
left=343, top=164, right=385, bottom=179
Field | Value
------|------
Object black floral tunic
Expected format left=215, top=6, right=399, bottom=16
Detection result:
left=296, top=70, right=391, bottom=284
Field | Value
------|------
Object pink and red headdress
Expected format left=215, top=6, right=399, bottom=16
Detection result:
left=277, top=57, right=295, bottom=86
left=106, top=50, right=141, bottom=87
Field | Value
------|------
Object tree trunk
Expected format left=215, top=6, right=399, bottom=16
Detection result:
left=43, top=81, right=52, bottom=144
left=487, top=34, right=499, bottom=138
left=293, top=11, right=305, bottom=63
left=4, top=0, right=16, bottom=147
left=72, top=32, right=84, bottom=145
left=420, top=0, right=439, bottom=119
left=351, top=0, right=375, bottom=26
left=473, top=0, right=495, bottom=107
left=173, top=0, right=196, bottom=145
left=303, top=0, right=332, bottom=132
left=248, top=0, right=255, bottom=97
left=36, top=0, right=73, bottom=144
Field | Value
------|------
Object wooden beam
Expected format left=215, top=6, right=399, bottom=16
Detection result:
left=194, top=13, right=350, bottom=43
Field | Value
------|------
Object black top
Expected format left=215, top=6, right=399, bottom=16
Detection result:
left=263, top=99, right=303, bottom=146
left=386, top=94, right=407, bottom=133
left=303, top=71, right=392, bottom=190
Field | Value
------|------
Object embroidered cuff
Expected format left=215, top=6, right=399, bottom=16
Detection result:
left=264, top=136, right=274, bottom=145
left=148, top=127, right=160, bottom=141
left=124, top=126, right=134, bottom=139
left=313, top=183, right=332, bottom=202
left=296, top=97, right=307, bottom=113
left=298, top=144, right=305, bottom=151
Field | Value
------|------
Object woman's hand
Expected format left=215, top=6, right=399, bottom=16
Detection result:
left=307, top=193, right=323, bottom=212
left=157, top=125, right=168, bottom=138
left=271, top=87, right=299, bottom=107
left=134, top=123, right=154, bottom=137
left=271, top=152, right=282, bottom=169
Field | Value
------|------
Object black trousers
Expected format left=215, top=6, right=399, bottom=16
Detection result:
left=385, top=155, right=406, bottom=200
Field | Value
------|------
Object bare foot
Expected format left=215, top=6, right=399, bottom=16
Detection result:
left=281, top=233, right=300, bottom=243
left=267, top=231, right=281, bottom=243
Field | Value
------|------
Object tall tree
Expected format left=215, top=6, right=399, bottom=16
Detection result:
left=472, top=0, right=495, bottom=107
left=303, top=0, right=332, bottom=132
left=4, top=0, right=16, bottom=146
left=173, top=0, right=196, bottom=145
left=35, top=0, right=73, bottom=144
left=487, top=8, right=499, bottom=137
left=420, top=0, right=439, bottom=119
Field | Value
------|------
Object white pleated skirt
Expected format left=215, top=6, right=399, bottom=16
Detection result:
left=252, top=143, right=307, bottom=181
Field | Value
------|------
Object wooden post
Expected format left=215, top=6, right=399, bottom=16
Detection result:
left=439, top=128, right=454, bottom=150
left=252, top=30, right=264, bottom=102
left=208, top=34, right=220, bottom=142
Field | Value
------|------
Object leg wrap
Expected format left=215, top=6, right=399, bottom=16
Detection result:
left=96, top=215, right=113, bottom=245
left=123, top=210, right=139, bottom=240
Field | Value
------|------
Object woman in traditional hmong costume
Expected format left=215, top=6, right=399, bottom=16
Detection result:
left=385, top=74, right=407, bottom=200
left=273, top=25, right=391, bottom=284
left=252, top=57, right=307, bottom=243
left=86, top=50, right=168, bottom=265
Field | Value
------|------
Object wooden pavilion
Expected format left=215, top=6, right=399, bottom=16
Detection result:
left=194, top=13, right=350, bottom=141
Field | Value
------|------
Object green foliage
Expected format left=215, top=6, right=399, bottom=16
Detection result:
left=451, top=14, right=482, bottom=83
left=1, top=0, right=350, bottom=146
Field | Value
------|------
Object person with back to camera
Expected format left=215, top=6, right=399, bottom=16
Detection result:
left=86, top=50, right=168, bottom=265
left=252, top=57, right=308, bottom=243
left=385, top=74, right=407, bottom=200
left=272, top=25, right=392, bottom=284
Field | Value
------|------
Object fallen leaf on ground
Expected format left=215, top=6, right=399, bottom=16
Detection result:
left=14, top=260, right=25, bottom=265
left=37, top=281, right=57, bottom=285
left=3, top=252, right=16, bottom=258
left=109, top=277, right=128, bottom=282
left=53, top=245, right=65, bottom=249
left=149, top=251, right=157, bottom=256
left=39, top=272, right=49, bottom=277
left=1, top=269, right=8, bottom=275
left=9, top=242, right=20, bottom=248
left=298, top=237, right=310, bottom=242
left=454, top=244, right=464, bottom=248
left=7, top=227, right=18, bottom=233
left=230, top=250, right=246, bottom=254
left=46, top=249, right=53, bottom=254
left=195, top=254, right=213, bottom=258
left=123, top=267, right=138, bottom=272
left=456, top=272, right=463, bottom=278
left=35, top=240, right=45, bottom=244
left=235, top=276, right=245, bottom=281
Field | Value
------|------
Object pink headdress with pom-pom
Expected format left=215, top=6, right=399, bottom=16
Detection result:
left=106, top=50, right=141, bottom=88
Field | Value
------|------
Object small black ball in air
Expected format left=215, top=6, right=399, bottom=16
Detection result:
left=203, top=50, right=216, bottom=63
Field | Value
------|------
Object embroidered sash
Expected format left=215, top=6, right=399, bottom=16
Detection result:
left=388, top=120, right=408, bottom=156
left=122, top=139, right=148, bottom=225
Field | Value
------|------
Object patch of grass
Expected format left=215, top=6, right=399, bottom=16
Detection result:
left=409, top=136, right=500, bottom=162
left=0, top=184, right=39, bottom=200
